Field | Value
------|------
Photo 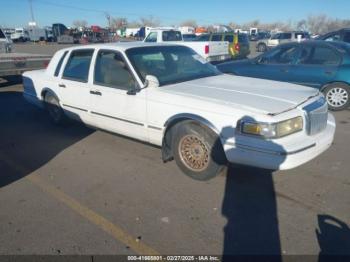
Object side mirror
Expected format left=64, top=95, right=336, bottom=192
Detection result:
left=144, top=75, right=159, bottom=88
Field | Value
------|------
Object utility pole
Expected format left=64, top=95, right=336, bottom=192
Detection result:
left=29, top=0, right=35, bottom=23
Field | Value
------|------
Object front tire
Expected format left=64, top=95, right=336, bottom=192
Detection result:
left=172, top=121, right=227, bottom=181
left=323, top=83, right=350, bottom=111
left=44, top=92, right=68, bottom=125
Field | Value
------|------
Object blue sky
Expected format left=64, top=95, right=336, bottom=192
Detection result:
left=1, top=0, right=349, bottom=28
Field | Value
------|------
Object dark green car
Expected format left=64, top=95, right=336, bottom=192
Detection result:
left=197, top=32, right=250, bottom=59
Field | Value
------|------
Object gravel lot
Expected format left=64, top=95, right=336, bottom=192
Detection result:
left=0, top=43, right=349, bottom=258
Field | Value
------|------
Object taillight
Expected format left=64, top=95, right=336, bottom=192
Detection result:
left=205, top=45, right=209, bottom=54
left=44, top=60, right=50, bottom=68
left=234, top=43, right=240, bottom=51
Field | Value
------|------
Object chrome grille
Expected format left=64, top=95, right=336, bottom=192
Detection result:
left=303, top=97, right=328, bottom=136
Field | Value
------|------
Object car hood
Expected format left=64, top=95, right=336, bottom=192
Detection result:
left=159, top=74, right=319, bottom=115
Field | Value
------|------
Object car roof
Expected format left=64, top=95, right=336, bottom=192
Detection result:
left=58, top=42, right=183, bottom=53
left=277, top=40, right=350, bottom=54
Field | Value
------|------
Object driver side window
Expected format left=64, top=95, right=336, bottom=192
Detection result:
left=260, top=46, right=298, bottom=65
left=94, top=50, right=136, bottom=90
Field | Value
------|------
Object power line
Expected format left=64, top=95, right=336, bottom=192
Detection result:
left=25, top=0, right=224, bottom=25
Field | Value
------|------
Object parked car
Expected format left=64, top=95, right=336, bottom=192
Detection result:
left=197, top=32, right=250, bottom=59
left=144, top=29, right=231, bottom=63
left=0, top=28, right=12, bottom=53
left=256, top=31, right=310, bottom=52
left=317, top=28, right=350, bottom=44
left=250, top=31, right=270, bottom=41
left=23, top=43, right=335, bottom=180
left=217, top=40, right=350, bottom=110
left=11, top=28, right=30, bottom=42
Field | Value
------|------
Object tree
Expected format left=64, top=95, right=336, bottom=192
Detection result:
left=72, top=20, right=88, bottom=29
left=180, top=19, right=197, bottom=28
left=111, top=17, right=128, bottom=30
left=139, top=16, right=160, bottom=27
left=297, top=19, right=308, bottom=31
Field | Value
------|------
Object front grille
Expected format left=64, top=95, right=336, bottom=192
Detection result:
left=303, top=97, right=328, bottom=136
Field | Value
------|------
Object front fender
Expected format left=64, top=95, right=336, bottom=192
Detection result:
left=161, top=113, right=220, bottom=162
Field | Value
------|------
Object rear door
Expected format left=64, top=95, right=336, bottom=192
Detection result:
left=58, top=49, right=94, bottom=123
left=290, top=44, right=340, bottom=88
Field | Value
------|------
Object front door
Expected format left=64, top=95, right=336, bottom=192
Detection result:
left=244, top=45, right=300, bottom=82
left=89, top=49, right=147, bottom=142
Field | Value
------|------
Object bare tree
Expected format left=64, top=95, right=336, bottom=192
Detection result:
left=228, top=22, right=241, bottom=30
left=72, top=20, right=88, bottom=29
left=128, top=21, right=142, bottom=28
left=111, top=17, right=128, bottom=30
left=297, top=19, right=308, bottom=31
left=139, top=16, right=160, bottom=27
left=180, top=19, right=197, bottom=28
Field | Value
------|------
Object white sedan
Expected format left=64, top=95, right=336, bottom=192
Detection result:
left=23, top=42, right=335, bottom=180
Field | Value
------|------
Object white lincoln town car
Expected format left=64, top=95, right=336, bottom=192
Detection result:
left=23, top=42, right=335, bottom=180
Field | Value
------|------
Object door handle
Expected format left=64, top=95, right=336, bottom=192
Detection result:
left=58, top=83, right=66, bottom=88
left=280, top=69, right=289, bottom=73
left=324, top=71, right=333, bottom=75
left=90, top=90, right=102, bottom=96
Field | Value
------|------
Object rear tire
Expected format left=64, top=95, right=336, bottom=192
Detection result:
left=44, top=92, right=68, bottom=125
left=172, top=121, right=227, bottom=181
left=323, top=83, right=350, bottom=111
left=257, top=43, right=267, bottom=52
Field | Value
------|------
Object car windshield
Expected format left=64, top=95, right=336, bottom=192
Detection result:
left=126, top=45, right=222, bottom=86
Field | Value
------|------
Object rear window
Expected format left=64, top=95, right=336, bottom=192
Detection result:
left=224, top=35, right=234, bottom=42
left=162, top=31, right=182, bottom=41
left=196, top=34, right=210, bottom=41
left=211, top=34, right=222, bottom=41
left=63, top=49, right=94, bottom=82
left=238, top=34, right=249, bottom=44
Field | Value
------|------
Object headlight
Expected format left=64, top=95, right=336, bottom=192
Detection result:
left=240, top=116, right=303, bottom=138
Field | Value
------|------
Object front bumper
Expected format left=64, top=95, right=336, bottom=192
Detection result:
left=222, top=113, right=336, bottom=170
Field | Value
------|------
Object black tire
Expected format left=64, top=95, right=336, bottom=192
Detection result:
left=172, top=121, right=227, bottom=181
left=44, top=92, right=68, bottom=125
left=322, top=83, right=350, bottom=111
left=257, top=43, right=266, bottom=52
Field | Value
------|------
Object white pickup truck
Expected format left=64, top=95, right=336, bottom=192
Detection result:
left=144, top=29, right=231, bottom=63
left=23, top=42, right=335, bottom=180
left=0, top=28, right=51, bottom=78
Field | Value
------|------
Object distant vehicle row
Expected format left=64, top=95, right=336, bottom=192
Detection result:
left=144, top=28, right=231, bottom=62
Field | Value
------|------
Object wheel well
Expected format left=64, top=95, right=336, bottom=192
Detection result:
left=161, top=117, right=223, bottom=163
left=321, top=81, right=350, bottom=92
left=41, top=89, right=48, bottom=99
